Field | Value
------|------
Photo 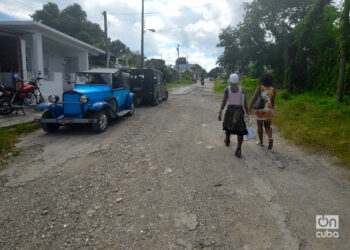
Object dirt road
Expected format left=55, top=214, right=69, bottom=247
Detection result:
left=0, top=81, right=349, bottom=249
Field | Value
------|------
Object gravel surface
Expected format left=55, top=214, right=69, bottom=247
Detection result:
left=0, top=81, right=349, bottom=249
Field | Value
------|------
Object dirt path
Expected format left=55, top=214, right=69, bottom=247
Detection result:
left=0, top=81, right=349, bottom=249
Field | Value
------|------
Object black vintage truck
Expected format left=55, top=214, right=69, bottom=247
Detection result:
left=124, top=68, right=168, bottom=106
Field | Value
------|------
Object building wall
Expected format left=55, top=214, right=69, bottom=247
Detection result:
left=0, top=29, right=96, bottom=99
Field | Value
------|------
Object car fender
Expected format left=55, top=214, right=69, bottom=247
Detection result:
left=36, top=103, right=63, bottom=118
left=35, top=102, right=52, bottom=111
left=125, top=93, right=135, bottom=108
left=89, top=102, right=117, bottom=118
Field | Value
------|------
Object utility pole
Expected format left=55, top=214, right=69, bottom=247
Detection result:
left=177, top=44, right=180, bottom=83
left=103, top=11, right=110, bottom=68
left=141, top=0, right=144, bottom=68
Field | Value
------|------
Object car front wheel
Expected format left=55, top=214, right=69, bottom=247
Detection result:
left=41, top=110, right=60, bottom=133
left=92, top=110, right=108, bottom=133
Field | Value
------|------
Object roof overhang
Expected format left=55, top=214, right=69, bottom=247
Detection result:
left=0, top=21, right=105, bottom=56
left=79, top=68, right=119, bottom=74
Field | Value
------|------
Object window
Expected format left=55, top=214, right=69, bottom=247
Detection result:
left=112, top=73, right=122, bottom=89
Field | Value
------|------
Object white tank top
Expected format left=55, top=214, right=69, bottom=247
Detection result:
left=228, top=86, right=242, bottom=105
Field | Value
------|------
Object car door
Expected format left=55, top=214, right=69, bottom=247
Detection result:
left=112, top=72, right=126, bottom=111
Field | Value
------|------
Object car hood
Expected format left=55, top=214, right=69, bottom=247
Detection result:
left=72, top=85, right=112, bottom=95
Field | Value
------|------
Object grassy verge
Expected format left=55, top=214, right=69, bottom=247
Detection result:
left=214, top=78, right=230, bottom=93
left=274, top=92, right=350, bottom=166
left=167, top=80, right=196, bottom=88
left=214, top=77, right=257, bottom=99
left=214, top=77, right=350, bottom=166
left=0, top=123, right=39, bottom=166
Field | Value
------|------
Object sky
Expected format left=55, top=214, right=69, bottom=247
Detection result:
left=0, top=0, right=343, bottom=71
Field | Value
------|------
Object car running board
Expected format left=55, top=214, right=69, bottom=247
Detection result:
left=116, top=110, right=130, bottom=117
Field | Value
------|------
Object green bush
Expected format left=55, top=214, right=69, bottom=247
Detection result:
left=241, top=77, right=259, bottom=89
left=214, top=79, right=229, bottom=93
left=278, top=89, right=292, bottom=100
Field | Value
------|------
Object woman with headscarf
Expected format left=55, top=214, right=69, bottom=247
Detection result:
left=218, top=74, right=249, bottom=158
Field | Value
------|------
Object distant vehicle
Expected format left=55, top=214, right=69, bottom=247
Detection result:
left=200, top=77, right=204, bottom=86
left=35, top=68, right=135, bottom=133
left=125, top=68, right=168, bottom=106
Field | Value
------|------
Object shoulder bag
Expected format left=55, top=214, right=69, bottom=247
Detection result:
left=251, top=87, right=264, bottom=109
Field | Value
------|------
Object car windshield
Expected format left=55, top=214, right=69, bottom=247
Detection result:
left=76, top=73, right=111, bottom=85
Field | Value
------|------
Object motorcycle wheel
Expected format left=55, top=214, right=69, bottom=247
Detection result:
left=0, top=97, right=14, bottom=115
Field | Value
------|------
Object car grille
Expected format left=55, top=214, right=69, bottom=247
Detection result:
left=63, top=93, right=82, bottom=115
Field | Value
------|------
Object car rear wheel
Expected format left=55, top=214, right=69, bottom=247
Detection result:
left=92, top=110, right=108, bottom=133
left=127, top=99, right=135, bottom=116
left=152, top=93, right=159, bottom=106
left=41, top=110, right=60, bottom=133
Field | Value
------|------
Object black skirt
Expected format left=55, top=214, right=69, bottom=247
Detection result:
left=223, top=105, right=248, bottom=136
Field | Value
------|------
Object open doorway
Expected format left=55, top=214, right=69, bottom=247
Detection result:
left=0, top=35, right=22, bottom=89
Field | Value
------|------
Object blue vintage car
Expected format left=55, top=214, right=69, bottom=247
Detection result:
left=36, top=68, right=135, bottom=133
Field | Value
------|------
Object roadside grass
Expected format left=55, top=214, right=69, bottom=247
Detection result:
left=0, top=123, right=39, bottom=166
left=167, top=80, right=196, bottom=88
left=274, top=93, right=350, bottom=166
left=214, top=77, right=350, bottom=166
left=214, top=78, right=230, bottom=93
left=214, top=77, right=257, bottom=99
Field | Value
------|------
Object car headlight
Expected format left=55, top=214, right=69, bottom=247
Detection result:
left=48, top=95, right=59, bottom=103
left=80, top=95, right=89, bottom=104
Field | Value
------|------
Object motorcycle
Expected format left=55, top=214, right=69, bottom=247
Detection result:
left=0, top=84, right=16, bottom=100
left=200, top=78, right=204, bottom=86
left=0, top=72, right=45, bottom=115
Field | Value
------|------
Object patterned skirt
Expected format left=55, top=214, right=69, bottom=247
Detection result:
left=255, top=109, right=274, bottom=121
left=223, top=105, right=248, bottom=136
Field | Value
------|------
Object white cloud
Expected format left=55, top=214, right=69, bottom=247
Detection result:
left=0, top=0, right=247, bottom=71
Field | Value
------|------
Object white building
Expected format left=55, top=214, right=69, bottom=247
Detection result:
left=0, top=21, right=104, bottom=98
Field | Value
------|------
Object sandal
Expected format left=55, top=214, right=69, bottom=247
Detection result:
left=224, top=139, right=230, bottom=147
left=235, top=148, right=241, bottom=158
left=256, top=141, right=264, bottom=147
left=268, top=139, right=273, bottom=150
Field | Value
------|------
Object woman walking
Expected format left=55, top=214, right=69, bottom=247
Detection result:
left=249, top=73, right=275, bottom=150
left=218, top=73, right=249, bottom=158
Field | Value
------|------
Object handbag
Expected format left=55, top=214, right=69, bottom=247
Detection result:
left=251, top=87, right=264, bottom=109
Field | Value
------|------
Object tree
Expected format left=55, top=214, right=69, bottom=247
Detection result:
left=176, top=57, right=187, bottom=65
left=208, top=67, right=224, bottom=78
left=191, top=64, right=206, bottom=76
left=31, top=2, right=105, bottom=49
left=31, top=2, right=138, bottom=68
left=145, top=59, right=166, bottom=71
left=337, top=0, right=350, bottom=102
left=110, top=40, right=132, bottom=58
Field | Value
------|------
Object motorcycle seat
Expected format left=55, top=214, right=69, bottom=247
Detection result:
left=4, top=87, right=16, bottom=92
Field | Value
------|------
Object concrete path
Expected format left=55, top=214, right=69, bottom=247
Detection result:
left=0, top=107, right=43, bottom=127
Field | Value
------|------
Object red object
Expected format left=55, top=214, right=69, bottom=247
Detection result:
left=18, top=84, right=36, bottom=99
left=22, top=84, right=35, bottom=92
